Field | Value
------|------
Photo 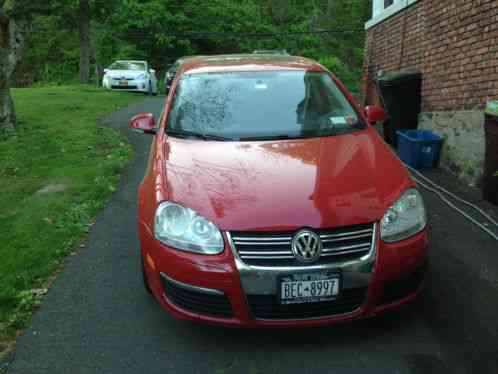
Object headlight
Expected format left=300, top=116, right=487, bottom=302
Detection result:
left=136, top=73, right=147, bottom=80
left=154, top=202, right=224, bottom=254
left=381, top=189, right=426, bottom=243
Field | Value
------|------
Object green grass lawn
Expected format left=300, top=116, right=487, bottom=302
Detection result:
left=0, top=85, right=140, bottom=352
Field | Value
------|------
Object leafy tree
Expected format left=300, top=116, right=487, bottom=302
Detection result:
left=1, top=0, right=64, bottom=138
left=2, top=0, right=372, bottom=137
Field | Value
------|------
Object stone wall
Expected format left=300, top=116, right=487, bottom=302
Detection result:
left=418, top=111, right=485, bottom=186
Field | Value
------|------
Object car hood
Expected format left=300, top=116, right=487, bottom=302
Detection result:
left=106, top=70, right=145, bottom=79
left=162, top=128, right=413, bottom=231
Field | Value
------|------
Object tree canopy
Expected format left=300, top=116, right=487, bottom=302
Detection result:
left=15, top=0, right=371, bottom=92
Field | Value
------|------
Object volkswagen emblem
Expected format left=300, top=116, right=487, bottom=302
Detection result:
left=291, top=230, right=322, bottom=263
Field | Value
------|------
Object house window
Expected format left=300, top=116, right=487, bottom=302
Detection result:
left=367, top=0, right=419, bottom=29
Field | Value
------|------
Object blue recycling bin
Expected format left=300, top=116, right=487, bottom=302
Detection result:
left=397, top=130, right=443, bottom=169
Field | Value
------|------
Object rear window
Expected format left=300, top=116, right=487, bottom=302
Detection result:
left=109, top=61, right=146, bottom=71
left=167, top=70, right=363, bottom=140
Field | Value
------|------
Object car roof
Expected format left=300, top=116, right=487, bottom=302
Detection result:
left=171, top=56, right=204, bottom=67
left=179, top=54, right=325, bottom=75
left=178, top=55, right=203, bottom=62
left=115, top=60, right=147, bottom=64
left=252, top=49, right=289, bottom=55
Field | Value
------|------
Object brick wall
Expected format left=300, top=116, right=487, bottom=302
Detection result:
left=364, top=0, right=498, bottom=112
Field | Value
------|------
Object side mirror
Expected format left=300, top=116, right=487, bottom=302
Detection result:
left=149, top=69, right=156, bottom=74
left=129, top=113, right=157, bottom=134
left=365, top=105, right=389, bottom=125
left=103, top=68, right=109, bottom=74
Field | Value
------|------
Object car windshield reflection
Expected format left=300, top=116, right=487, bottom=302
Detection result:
left=167, top=71, right=363, bottom=141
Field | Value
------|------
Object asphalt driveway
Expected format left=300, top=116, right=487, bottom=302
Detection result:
left=6, top=98, right=498, bottom=374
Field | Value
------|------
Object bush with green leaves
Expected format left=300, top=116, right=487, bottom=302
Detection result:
left=318, top=55, right=361, bottom=94
left=14, top=0, right=370, bottom=88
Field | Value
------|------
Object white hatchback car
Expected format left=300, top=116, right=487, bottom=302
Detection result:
left=103, top=60, right=158, bottom=95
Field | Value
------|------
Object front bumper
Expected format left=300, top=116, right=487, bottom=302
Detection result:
left=139, top=222, right=429, bottom=327
left=104, top=78, right=149, bottom=92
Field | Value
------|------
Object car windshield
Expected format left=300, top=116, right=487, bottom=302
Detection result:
left=167, top=71, right=364, bottom=140
left=109, top=61, right=146, bottom=71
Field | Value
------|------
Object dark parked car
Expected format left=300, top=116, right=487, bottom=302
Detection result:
left=165, top=56, right=202, bottom=92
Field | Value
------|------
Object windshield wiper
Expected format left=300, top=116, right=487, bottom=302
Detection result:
left=350, top=119, right=367, bottom=129
left=239, top=126, right=366, bottom=141
left=166, top=130, right=233, bottom=141
left=238, top=134, right=299, bottom=141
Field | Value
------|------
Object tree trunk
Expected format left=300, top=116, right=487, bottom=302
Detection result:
left=0, top=8, right=23, bottom=139
left=0, top=88, right=16, bottom=138
left=79, top=0, right=91, bottom=83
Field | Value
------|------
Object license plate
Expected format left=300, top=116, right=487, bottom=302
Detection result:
left=280, top=272, right=340, bottom=305
left=120, top=80, right=128, bottom=86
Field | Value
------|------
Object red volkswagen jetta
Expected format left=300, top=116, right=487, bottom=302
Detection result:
left=130, top=54, right=429, bottom=327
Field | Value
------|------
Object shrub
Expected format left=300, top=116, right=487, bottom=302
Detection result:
left=318, top=56, right=360, bottom=95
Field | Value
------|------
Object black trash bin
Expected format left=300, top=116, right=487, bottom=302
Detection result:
left=483, top=101, right=498, bottom=205
left=377, top=71, right=422, bottom=148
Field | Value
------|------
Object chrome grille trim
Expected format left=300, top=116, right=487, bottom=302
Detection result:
left=230, top=223, right=375, bottom=267
left=319, top=228, right=373, bottom=239
left=233, top=237, right=292, bottom=242
left=239, top=251, right=293, bottom=255
left=321, top=233, right=372, bottom=243
left=322, top=243, right=372, bottom=253
left=239, top=255, right=295, bottom=260
left=234, top=241, right=291, bottom=246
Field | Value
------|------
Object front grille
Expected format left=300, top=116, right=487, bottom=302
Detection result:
left=230, top=223, right=375, bottom=267
left=161, top=275, right=233, bottom=318
left=247, top=287, right=367, bottom=320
